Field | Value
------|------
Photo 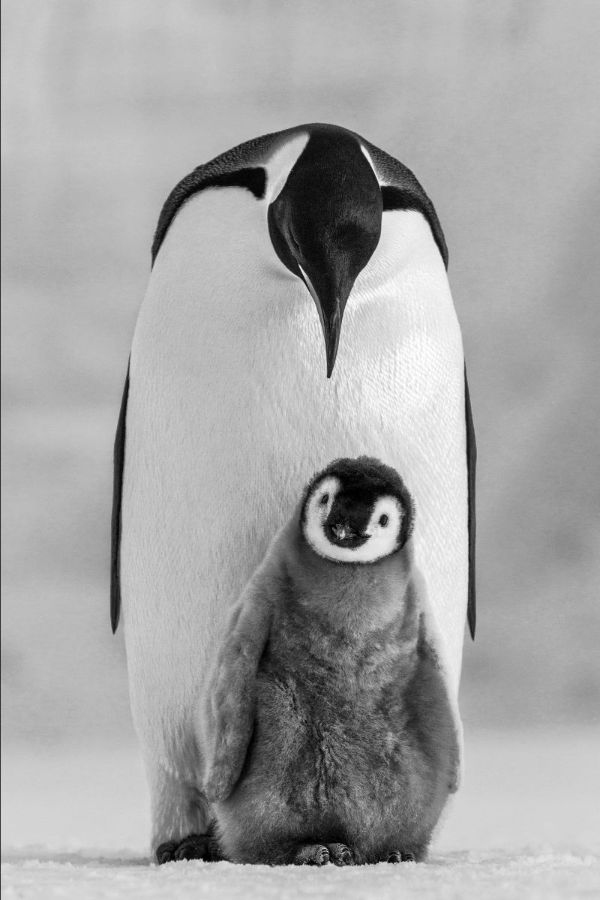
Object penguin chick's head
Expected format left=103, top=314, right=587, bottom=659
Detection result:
left=300, top=457, right=414, bottom=565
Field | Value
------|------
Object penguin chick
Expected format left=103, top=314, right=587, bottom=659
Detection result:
left=202, top=457, right=460, bottom=866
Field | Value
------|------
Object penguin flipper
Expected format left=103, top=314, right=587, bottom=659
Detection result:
left=465, top=367, right=477, bottom=640
left=413, top=613, right=463, bottom=795
left=110, top=364, right=129, bottom=634
left=203, top=577, right=274, bottom=803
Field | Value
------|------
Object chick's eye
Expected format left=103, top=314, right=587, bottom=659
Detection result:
left=320, top=493, right=329, bottom=506
left=379, top=514, right=389, bottom=527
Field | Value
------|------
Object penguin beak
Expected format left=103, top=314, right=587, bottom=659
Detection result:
left=326, top=519, right=369, bottom=549
left=298, top=263, right=344, bottom=378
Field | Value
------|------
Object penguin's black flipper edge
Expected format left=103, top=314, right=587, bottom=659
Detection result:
left=465, top=367, right=477, bottom=640
left=110, top=364, right=130, bottom=634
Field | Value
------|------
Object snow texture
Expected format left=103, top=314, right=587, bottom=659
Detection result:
left=2, top=730, right=599, bottom=899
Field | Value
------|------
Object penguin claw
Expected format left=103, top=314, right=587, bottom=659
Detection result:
left=387, top=849, right=415, bottom=863
left=174, top=834, right=211, bottom=861
left=293, top=843, right=330, bottom=866
left=155, top=840, right=179, bottom=864
left=156, top=833, right=218, bottom=864
left=328, top=843, right=353, bottom=865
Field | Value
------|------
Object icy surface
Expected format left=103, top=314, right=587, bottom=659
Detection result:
left=2, top=730, right=599, bottom=899
left=2, top=851, right=599, bottom=900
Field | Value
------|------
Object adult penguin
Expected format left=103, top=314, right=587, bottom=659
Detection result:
left=110, top=123, right=476, bottom=861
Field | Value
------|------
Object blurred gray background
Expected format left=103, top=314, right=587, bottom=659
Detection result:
left=2, top=0, right=599, bottom=747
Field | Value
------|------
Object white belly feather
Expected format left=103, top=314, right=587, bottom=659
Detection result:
left=121, top=190, right=467, bottom=766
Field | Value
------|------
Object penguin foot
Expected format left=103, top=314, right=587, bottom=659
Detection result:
left=156, top=841, right=179, bottom=864
left=292, top=843, right=353, bottom=866
left=293, top=844, right=331, bottom=866
left=328, top=843, right=354, bottom=866
left=156, top=833, right=219, bottom=864
left=386, top=850, right=416, bottom=863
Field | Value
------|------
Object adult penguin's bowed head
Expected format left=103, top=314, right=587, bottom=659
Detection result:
left=110, top=124, right=476, bottom=861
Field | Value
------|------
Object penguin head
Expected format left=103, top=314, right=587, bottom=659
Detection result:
left=267, top=127, right=382, bottom=377
left=300, top=457, right=414, bottom=565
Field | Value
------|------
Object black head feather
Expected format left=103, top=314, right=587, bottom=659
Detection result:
left=301, top=456, right=415, bottom=551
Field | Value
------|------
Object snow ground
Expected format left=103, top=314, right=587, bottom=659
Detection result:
left=2, top=729, right=599, bottom=899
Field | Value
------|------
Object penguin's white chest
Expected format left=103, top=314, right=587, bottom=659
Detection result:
left=122, top=192, right=467, bottom=747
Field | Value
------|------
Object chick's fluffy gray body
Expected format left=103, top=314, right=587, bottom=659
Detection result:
left=204, top=517, right=459, bottom=865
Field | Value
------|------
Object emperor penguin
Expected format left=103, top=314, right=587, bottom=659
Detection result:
left=110, top=123, right=476, bottom=861
left=203, top=457, right=460, bottom=866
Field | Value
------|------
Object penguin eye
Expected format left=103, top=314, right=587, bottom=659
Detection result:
left=379, top=514, right=389, bottom=527
left=320, top=493, right=329, bottom=506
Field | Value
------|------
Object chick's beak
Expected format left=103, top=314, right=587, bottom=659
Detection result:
left=326, top=519, right=369, bottom=549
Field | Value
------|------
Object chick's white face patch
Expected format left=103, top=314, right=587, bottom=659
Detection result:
left=303, top=477, right=404, bottom=564
left=303, top=476, right=339, bottom=555
left=364, top=496, right=404, bottom=561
